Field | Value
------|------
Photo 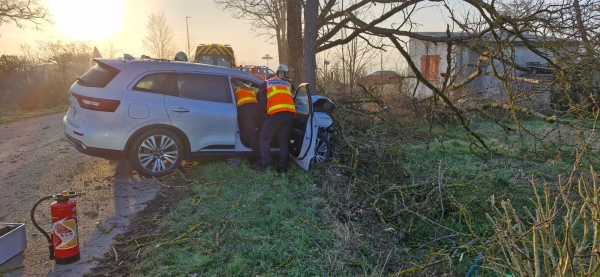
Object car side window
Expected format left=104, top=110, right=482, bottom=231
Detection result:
left=294, top=85, right=310, bottom=114
left=133, top=73, right=178, bottom=96
left=177, top=73, right=232, bottom=103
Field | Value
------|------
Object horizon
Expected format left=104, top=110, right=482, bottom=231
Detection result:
left=0, top=0, right=455, bottom=71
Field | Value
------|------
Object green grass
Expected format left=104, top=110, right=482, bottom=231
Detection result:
left=0, top=105, right=68, bottom=125
left=128, top=115, right=600, bottom=276
left=134, top=162, right=337, bottom=276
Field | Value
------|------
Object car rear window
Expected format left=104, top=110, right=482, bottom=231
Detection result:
left=77, top=63, right=120, bottom=88
left=197, top=55, right=213, bottom=65
left=216, top=55, right=232, bottom=68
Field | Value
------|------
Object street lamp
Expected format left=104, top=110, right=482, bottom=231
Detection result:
left=262, top=54, right=273, bottom=68
left=186, top=17, right=191, bottom=58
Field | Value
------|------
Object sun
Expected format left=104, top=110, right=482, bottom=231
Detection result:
left=48, top=0, right=124, bottom=41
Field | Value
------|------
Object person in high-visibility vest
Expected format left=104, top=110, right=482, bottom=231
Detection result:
left=252, top=64, right=296, bottom=173
left=232, top=79, right=261, bottom=160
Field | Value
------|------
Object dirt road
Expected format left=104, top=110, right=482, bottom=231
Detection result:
left=0, top=112, right=162, bottom=276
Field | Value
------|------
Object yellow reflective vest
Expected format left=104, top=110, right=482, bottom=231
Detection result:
left=234, top=86, right=258, bottom=107
left=265, top=78, right=296, bottom=115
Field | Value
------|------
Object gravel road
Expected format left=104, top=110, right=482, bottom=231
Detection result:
left=0, top=112, right=162, bottom=277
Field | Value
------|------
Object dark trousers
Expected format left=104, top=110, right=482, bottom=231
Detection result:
left=238, top=103, right=261, bottom=159
left=259, top=112, right=295, bottom=169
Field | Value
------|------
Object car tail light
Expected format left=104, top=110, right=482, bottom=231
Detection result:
left=72, top=92, right=120, bottom=112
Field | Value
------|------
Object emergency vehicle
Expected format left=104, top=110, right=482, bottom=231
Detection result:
left=193, top=44, right=236, bottom=69
left=241, top=65, right=275, bottom=80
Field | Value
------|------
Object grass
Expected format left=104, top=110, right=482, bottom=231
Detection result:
left=133, top=162, right=339, bottom=276
left=0, top=105, right=69, bottom=125
left=119, top=114, right=600, bottom=276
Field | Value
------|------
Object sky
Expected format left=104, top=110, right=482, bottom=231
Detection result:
left=0, top=0, right=455, bottom=69
left=0, top=0, right=281, bottom=66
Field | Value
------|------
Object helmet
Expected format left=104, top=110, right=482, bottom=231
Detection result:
left=174, top=51, right=188, bottom=61
left=276, top=64, right=289, bottom=73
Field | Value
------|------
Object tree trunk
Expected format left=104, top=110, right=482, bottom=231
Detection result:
left=287, top=0, right=303, bottom=85
left=274, top=0, right=289, bottom=65
left=302, top=0, right=317, bottom=91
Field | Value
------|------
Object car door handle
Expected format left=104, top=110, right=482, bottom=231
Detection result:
left=172, top=107, right=190, bottom=113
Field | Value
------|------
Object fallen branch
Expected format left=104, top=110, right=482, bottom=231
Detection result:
left=113, top=233, right=166, bottom=246
left=112, top=245, right=118, bottom=262
left=481, top=103, right=557, bottom=123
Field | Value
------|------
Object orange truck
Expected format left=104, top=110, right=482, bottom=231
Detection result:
left=193, top=44, right=236, bottom=69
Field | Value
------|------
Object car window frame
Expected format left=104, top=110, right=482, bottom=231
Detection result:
left=131, top=71, right=179, bottom=96
left=174, top=72, right=233, bottom=104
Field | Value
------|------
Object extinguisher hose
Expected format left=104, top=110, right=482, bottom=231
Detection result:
left=30, top=195, right=55, bottom=260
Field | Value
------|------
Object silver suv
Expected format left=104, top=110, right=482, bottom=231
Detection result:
left=63, top=56, right=328, bottom=176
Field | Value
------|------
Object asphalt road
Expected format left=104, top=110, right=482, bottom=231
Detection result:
left=0, top=112, right=161, bottom=277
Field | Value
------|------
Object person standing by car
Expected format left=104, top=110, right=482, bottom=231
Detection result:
left=232, top=79, right=261, bottom=161
left=252, top=64, right=296, bottom=173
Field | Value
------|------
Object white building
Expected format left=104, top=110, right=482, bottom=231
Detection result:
left=407, top=32, right=575, bottom=104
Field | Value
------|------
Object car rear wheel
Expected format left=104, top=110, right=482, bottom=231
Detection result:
left=313, top=132, right=332, bottom=164
left=129, top=129, right=184, bottom=177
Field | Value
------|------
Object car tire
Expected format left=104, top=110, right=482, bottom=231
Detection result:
left=128, top=129, right=184, bottom=177
left=313, top=132, right=332, bottom=164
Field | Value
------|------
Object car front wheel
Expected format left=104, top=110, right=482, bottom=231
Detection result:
left=129, top=129, right=184, bottom=177
left=313, top=132, right=332, bottom=164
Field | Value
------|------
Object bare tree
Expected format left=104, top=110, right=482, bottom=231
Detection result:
left=142, top=12, right=176, bottom=59
left=37, top=40, right=92, bottom=96
left=0, top=0, right=49, bottom=31
left=303, top=0, right=318, bottom=90
left=0, top=54, right=22, bottom=107
left=102, top=42, right=122, bottom=59
left=287, top=0, right=302, bottom=84
left=215, top=0, right=288, bottom=64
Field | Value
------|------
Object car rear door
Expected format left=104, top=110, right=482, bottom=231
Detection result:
left=290, top=83, right=317, bottom=171
left=165, top=73, right=237, bottom=153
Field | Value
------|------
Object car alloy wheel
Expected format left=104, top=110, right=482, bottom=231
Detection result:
left=313, top=132, right=331, bottom=164
left=129, top=129, right=184, bottom=177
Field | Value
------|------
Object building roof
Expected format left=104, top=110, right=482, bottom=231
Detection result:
left=412, top=32, right=578, bottom=44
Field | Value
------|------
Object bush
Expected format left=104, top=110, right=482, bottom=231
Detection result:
left=0, top=40, right=93, bottom=113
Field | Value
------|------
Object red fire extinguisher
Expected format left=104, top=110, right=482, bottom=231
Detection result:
left=30, top=191, right=80, bottom=264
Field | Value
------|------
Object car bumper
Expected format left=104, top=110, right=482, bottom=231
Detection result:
left=63, top=114, right=127, bottom=160
left=64, top=132, right=124, bottom=160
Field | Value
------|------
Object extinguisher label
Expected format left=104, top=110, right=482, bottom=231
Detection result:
left=53, top=218, right=78, bottom=249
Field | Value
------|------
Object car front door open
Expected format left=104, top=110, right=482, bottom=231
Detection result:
left=289, top=83, right=317, bottom=171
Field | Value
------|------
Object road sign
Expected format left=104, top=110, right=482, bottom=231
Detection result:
left=262, top=54, right=273, bottom=68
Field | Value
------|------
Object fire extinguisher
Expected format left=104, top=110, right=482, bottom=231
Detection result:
left=30, top=191, right=80, bottom=265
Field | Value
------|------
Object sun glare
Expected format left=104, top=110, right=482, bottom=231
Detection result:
left=48, top=0, right=124, bottom=41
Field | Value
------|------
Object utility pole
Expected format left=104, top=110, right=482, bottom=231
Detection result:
left=186, top=16, right=191, bottom=58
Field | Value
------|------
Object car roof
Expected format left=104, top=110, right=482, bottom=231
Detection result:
left=95, top=58, right=262, bottom=83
